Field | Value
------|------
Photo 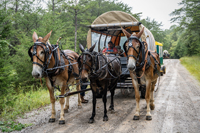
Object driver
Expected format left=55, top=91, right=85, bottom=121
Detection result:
left=102, top=41, right=118, bottom=55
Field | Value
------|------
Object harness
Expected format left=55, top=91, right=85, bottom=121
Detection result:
left=127, top=35, right=149, bottom=71
left=78, top=51, right=96, bottom=73
left=78, top=51, right=121, bottom=80
left=127, top=35, right=160, bottom=77
left=28, top=41, right=74, bottom=84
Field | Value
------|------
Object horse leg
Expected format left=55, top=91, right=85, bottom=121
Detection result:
left=59, top=83, right=66, bottom=124
left=130, top=73, right=140, bottom=120
left=102, top=86, right=108, bottom=121
left=150, top=80, right=157, bottom=110
left=64, top=87, right=69, bottom=113
left=109, top=88, right=115, bottom=113
left=76, top=79, right=82, bottom=108
left=145, top=80, right=152, bottom=120
left=46, top=79, right=56, bottom=123
left=88, top=86, right=97, bottom=123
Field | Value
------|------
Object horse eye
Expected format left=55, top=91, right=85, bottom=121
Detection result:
left=136, top=46, right=140, bottom=49
left=41, top=51, right=44, bottom=54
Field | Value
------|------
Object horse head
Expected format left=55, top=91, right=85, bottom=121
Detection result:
left=28, top=31, right=52, bottom=78
left=78, top=43, right=96, bottom=82
left=121, top=27, right=144, bottom=71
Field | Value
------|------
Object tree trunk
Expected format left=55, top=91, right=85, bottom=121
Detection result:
left=74, top=9, right=77, bottom=52
left=15, top=0, right=18, bottom=13
left=52, top=0, right=54, bottom=12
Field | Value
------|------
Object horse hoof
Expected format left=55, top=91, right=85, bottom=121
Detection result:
left=64, top=109, right=68, bottom=113
left=133, top=116, right=139, bottom=120
left=88, top=119, right=94, bottom=124
left=150, top=104, right=155, bottom=110
left=109, top=107, right=114, bottom=111
left=59, top=120, right=65, bottom=124
left=78, top=105, right=82, bottom=109
left=49, top=118, right=55, bottom=123
left=146, top=116, right=152, bottom=121
left=103, top=116, right=108, bottom=121
left=110, top=109, right=115, bottom=114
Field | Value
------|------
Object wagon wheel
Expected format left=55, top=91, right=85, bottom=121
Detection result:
left=121, top=87, right=134, bottom=96
left=162, top=66, right=166, bottom=74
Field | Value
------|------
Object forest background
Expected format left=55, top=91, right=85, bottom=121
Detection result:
left=0, top=0, right=199, bottom=129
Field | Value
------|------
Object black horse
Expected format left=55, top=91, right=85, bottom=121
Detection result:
left=78, top=44, right=121, bottom=123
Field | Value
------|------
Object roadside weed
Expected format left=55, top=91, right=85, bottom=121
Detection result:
left=180, top=56, right=200, bottom=82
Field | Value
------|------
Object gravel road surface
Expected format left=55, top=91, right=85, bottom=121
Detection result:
left=13, top=59, right=200, bottom=133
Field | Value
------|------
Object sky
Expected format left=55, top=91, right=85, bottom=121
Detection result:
left=121, top=0, right=182, bottom=30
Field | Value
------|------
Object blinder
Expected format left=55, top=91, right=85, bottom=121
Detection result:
left=78, top=51, right=97, bottom=74
left=127, top=35, right=143, bottom=60
left=127, top=35, right=148, bottom=71
left=28, top=41, right=51, bottom=69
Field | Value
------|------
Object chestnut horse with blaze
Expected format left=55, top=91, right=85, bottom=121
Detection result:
left=28, top=31, right=81, bottom=124
left=122, top=27, right=160, bottom=120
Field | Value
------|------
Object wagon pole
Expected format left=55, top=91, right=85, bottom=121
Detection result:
left=58, top=88, right=92, bottom=98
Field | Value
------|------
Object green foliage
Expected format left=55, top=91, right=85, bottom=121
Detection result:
left=0, top=120, right=31, bottom=132
left=169, top=0, right=200, bottom=58
left=0, top=86, right=50, bottom=121
left=141, top=17, right=165, bottom=43
left=180, top=56, right=200, bottom=82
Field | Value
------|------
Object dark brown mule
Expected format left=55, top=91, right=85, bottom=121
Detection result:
left=78, top=44, right=121, bottom=123
left=122, top=27, right=160, bottom=120
left=28, top=31, right=81, bottom=124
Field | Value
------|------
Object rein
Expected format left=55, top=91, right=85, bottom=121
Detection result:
left=28, top=41, right=74, bottom=78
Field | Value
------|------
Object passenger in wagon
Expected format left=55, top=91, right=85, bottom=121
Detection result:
left=102, top=41, right=118, bottom=55
left=116, top=46, right=124, bottom=57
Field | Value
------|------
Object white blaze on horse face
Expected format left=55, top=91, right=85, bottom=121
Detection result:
left=32, top=64, right=42, bottom=78
left=127, top=58, right=136, bottom=71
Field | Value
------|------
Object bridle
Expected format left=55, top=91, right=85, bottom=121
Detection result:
left=78, top=51, right=96, bottom=73
left=127, top=35, right=147, bottom=71
left=127, top=35, right=142, bottom=61
left=28, top=41, right=59, bottom=76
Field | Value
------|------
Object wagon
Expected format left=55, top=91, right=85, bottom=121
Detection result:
left=86, top=11, right=165, bottom=97
left=155, top=41, right=166, bottom=75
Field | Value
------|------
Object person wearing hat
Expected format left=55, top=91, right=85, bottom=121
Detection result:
left=102, top=41, right=118, bottom=55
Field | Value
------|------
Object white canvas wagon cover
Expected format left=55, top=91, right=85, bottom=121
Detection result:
left=87, top=11, right=156, bottom=51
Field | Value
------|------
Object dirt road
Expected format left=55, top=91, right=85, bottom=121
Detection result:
left=16, top=59, right=200, bottom=133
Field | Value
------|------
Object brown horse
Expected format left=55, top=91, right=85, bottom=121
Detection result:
left=78, top=44, right=121, bottom=123
left=121, top=27, right=160, bottom=120
left=28, top=31, right=81, bottom=124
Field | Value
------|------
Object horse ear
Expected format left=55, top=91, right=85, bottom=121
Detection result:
left=79, top=44, right=85, bottom=52
left=136, top=27, right=144, bottom=38
left=43, top=30, right=52, bottom=42
left=32, top=32, right=38, bottom=43
left=89, top=43, right=96, bottom=52
left=121, top=27, right=131, bottom=38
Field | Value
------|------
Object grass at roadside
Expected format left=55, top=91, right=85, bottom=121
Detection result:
left=180, top=56, right=200, bottom=82
left=0, top=81, right=85, bottom=132
left=0, top=86, right=50, bottom=132
left=0, top=87, right=50, bottom=121
left=0, top=84, right=79, bottom=122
